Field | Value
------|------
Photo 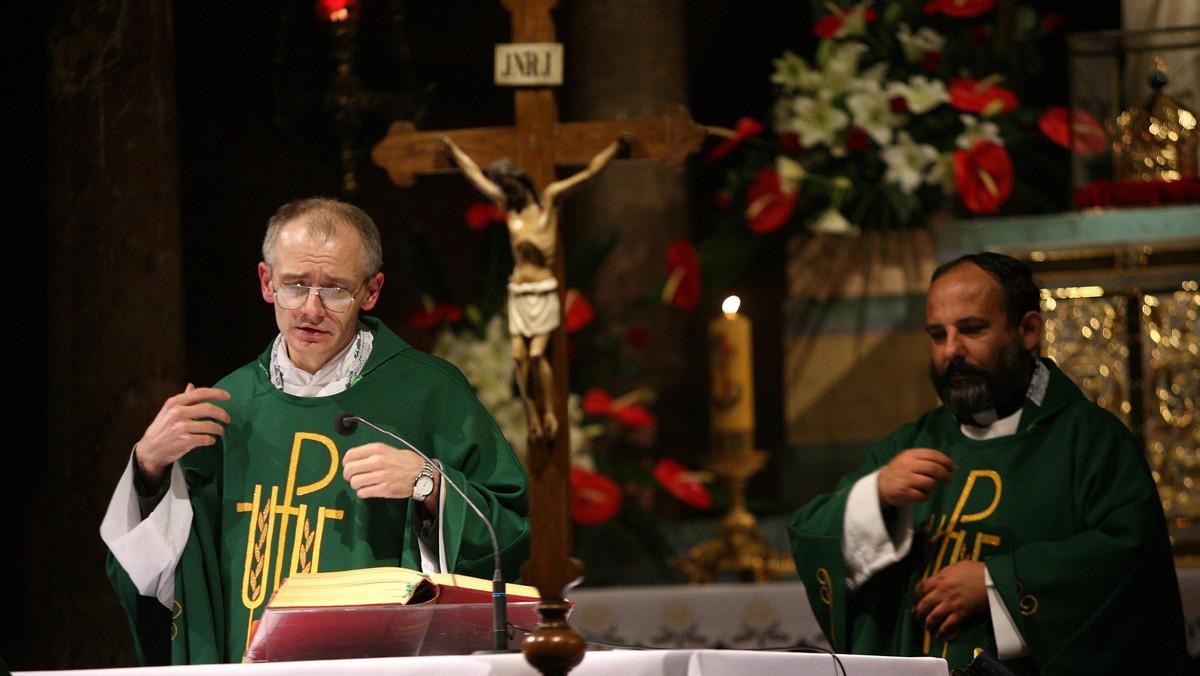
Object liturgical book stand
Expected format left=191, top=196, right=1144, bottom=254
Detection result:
left=243, top=601, right=546, bottom=662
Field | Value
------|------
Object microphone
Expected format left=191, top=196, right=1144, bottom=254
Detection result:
left=334, top=412, right=513, bottom=654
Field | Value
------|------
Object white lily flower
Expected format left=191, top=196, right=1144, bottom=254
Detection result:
left=896, top=22, right=946, bottom=63
left=881, top=131, right=940, bottom=194
left=955, top=114, right=1004, bottom=149
left=846, top=83, right=903, bottom=146
left=790, top=91, right=851, bottom=148
left=771, top=50, right=815, bottom=91
left=889, top=75, right=949, bottom=115
left=820, top=41, right=871, bottom=97
left=776, top=155, right=807, bottom=188
left=810, top=208, right=860, bottom=235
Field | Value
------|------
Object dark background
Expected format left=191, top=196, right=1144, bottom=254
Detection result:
left=6, top=0, right=1119, bottom=669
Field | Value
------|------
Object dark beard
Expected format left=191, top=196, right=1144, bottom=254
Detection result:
left=931, top=341, right=1034, bottom=423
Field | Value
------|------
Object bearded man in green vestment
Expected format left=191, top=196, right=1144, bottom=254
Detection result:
left=101, top=197, right=530, bottom=664
left=787, top=252, right=1188, bottom=675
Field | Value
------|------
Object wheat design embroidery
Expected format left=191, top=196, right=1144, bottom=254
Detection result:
left=247, top=501, right=271, bottom=602
left=297, top=518, right=315, bottom=574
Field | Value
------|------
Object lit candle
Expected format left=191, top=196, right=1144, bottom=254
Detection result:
left=709, top=296, right=755, bottom=446
left=316, top=0, right=358, bottom=22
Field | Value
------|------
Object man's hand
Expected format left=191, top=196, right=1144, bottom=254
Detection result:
left=135, top=384, right=232, bottom=490
left=877, top=448, right=957, bottom=508
left=913, top=560, right=988, bottom=641
left=342, top=442, right=439, bottom=502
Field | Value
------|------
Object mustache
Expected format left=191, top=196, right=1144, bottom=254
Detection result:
left=938, top=360, right=991, bottom=382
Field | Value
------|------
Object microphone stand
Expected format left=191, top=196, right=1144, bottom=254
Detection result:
left=334, top=413, right=513, bottom=653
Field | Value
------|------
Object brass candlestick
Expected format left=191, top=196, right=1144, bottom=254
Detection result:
left=674, top=435, right=794, bottom=583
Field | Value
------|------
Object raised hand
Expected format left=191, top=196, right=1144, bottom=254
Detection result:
left=877, top=447, right=957, bottom=508
left=135, top=384, right=231, bottom=490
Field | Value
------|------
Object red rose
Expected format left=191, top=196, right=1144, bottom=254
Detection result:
left=954, top=140, right=1013, bottom=214
left=405, top=301, right=463, bottom=330
left=847, top=126, right=872, bottom=152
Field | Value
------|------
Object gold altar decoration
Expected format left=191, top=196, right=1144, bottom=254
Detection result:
left=673, top=298, right=794, bottom=583
left=1040, top=280, right=1200, bottom=557
left=1112, top=57, right=1199, bottom=183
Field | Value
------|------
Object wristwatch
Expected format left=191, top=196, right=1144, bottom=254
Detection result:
left=412, top=460, right=436, bottom=502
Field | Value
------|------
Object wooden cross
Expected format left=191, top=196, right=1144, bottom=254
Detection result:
left=371, top=2, right=704, bottom=673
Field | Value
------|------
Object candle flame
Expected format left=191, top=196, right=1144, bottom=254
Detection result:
left=722, top=296, right=741, bottom=315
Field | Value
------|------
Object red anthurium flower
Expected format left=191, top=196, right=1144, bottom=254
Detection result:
left=813, top=3, right=879, bottom=39
left=582, top=388, right=614, bottom=416
left=651, top=458, right=713, bottom=510
left=923, top=0, right=994, bottom=18
left=663, top=239, right=701, bottom=312
left=570, top=467, right=623, bottom=525
left=947, top=77, right=1018, bottom=116
left=706, top=117, right=767, bottom=163
left=564, top=289, right=595, bottom=333
left=581, top=388, right=657, bottom=428
left=954, top=140, right=1013, bottom=214
left=315, top=0, right=359, bottom=22
left=744, top=167, right=798, bottom=234
left=465, top=201, right=506, bottom=230
left=405, top=300, right=463, bottom=330
left=1038, top=106, right=1108, bottom=154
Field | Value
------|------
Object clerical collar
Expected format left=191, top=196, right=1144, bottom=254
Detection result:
left=960, top=360, right=1049, bottom=440
left=268, top=322, right=373, bottom=397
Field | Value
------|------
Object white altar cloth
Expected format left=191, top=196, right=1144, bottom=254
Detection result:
left=16, top=649, right=949, bottom=676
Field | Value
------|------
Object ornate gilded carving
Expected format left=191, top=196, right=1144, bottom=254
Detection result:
left=1141, top=289, right=1200, bottom=523
left=1041, top=294, right=1132, bottom=425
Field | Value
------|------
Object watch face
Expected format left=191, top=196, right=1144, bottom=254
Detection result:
left=414, top=476, right=434, bottom=500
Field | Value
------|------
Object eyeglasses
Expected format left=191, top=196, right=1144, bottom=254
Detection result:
left=273, top=283, right=362, bottom=313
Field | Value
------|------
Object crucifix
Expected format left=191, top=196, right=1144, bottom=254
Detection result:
left=371, top=1, right=704, bottom=673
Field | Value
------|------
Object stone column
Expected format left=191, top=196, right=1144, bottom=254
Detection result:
left=561, top=0, right=700, bottom=443
left=43, top=0, right=185, bottom=667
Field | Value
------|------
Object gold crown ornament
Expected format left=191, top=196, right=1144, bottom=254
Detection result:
left=1112, top=56, right=1198, bottom=182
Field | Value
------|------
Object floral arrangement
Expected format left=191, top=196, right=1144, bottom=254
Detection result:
left=708, top=0, right=1085, bottom=237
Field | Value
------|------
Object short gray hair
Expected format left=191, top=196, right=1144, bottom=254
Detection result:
left=262, top=197, right=383, bottom=277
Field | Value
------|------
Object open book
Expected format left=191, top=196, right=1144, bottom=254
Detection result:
left=244, top=567, right=544, bottom=662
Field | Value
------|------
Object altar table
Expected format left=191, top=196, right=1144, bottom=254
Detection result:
left=16, top=649, right=949, bottom=676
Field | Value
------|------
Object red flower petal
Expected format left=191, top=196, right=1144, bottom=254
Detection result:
left=954, top=140, right=1014, bottom=214
left=651, top=458, right=713, bottom=510
left=664, top=239, right=702, bottom=312
left=465, top=202, right=505, bottom=230
left=947, top=78, right=1019, bottom=115
left=404, top=302, right=463, bottom=330
left=745, top=167, right=798, bottom=234
left=564, top=289, right=595, bottom=333
left=570, top=467, right=623, bottom=525
left=812, top=5, right=879, bottom=39
left=705, top=117, right=767, bottom=163
left=923, top=0, right=994, bottom=18
left=613, top=404, right=656, bottom=429
left=581, top=388, right=614, bottom=416
left=1038, top=106, right=1108, bottom=154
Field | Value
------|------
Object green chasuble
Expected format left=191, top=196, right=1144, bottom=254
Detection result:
left=788, top=359, right=1188, bottom=675
left=107, top=316, right=530, bottom=664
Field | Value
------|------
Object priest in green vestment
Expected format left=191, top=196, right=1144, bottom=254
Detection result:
left=101, top=197, right=530, bottom=664
left=787, top=252, right=1188, bottom=675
